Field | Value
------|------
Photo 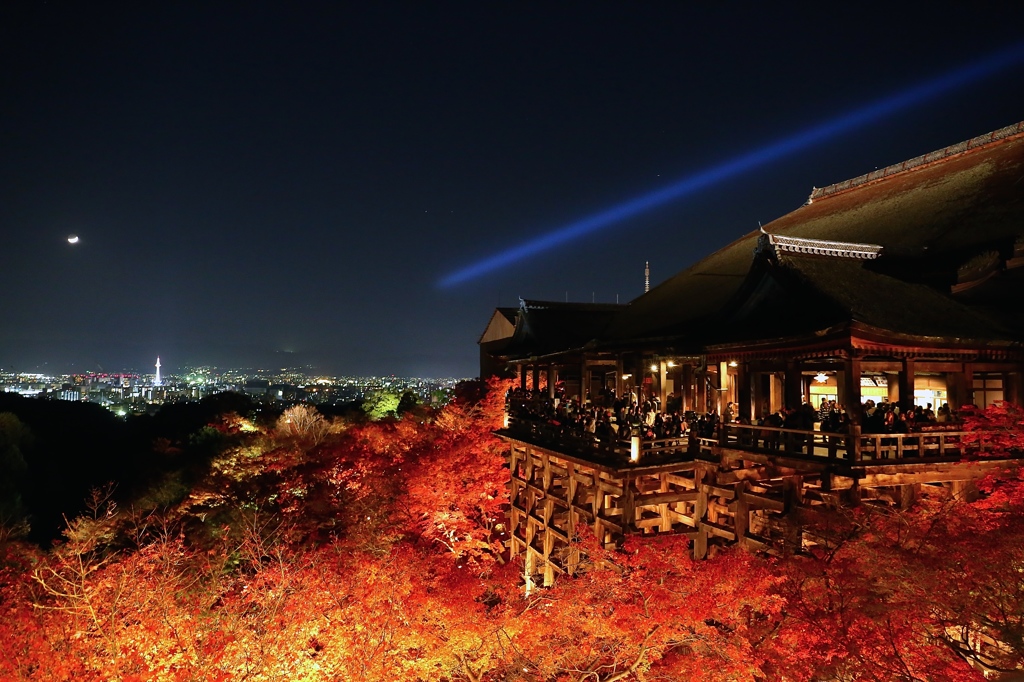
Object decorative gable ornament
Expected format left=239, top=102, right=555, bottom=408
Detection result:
left=756, top=228, right=883, bottom=260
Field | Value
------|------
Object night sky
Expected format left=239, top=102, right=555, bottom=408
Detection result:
left=4, top=3, right=1024, bottom=377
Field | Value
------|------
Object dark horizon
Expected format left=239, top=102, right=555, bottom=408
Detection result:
left=4, top=3, right=1024, bottom=377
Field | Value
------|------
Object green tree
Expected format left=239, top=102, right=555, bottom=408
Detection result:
left=362, top=391, right=401, bottom=420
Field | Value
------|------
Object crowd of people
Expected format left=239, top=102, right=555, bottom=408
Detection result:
left=506, top=387, right=962, bottom=446
left=505, top=387, right=696, bottom=444
left=855, top=398, right=956, bottom=433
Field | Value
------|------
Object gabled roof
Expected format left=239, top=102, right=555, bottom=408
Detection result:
left=478, top=307, right=518, bottom=345
left=500, top=299, right=625, bottom=360
left=597, top=121, right=1024, bottom=346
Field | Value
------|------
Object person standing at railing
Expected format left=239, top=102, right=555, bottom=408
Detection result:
left=597, top=419, right=616, bottom=443
left=643, top=401, right=657, bottom=428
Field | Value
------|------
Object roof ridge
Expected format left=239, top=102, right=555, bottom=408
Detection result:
left=519, top=299, right=625, bottom=310
left=808, top=120, right=1024, bottom=203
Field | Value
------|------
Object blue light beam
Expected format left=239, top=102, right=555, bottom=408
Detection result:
left=438, top=42, right=1024, bottom=288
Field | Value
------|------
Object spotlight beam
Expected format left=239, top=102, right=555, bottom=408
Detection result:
left=438, top=42, right=1024, bottom=288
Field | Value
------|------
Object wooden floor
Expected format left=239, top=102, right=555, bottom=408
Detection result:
left=501, top=428, right=1019, bottom=585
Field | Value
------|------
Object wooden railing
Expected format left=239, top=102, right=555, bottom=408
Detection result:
left=504, top=417, right=631, bottom=460
left=718, top=423, right=994, bottom=462
left=634, top=435, right=693, bottom=460
left=503, top=414, right=999, bottom=465
left=717, top=423, right=851, bottom=460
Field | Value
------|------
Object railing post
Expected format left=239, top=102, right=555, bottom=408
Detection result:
left=850, top=425, right=862, bottom=462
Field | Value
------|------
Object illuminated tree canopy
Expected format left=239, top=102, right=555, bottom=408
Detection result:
left=1, top=384, right=1022, bottom=680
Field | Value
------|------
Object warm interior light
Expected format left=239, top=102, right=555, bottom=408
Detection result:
left=728, top=361, right=738, bottom=367
left=815, top=372, right=829, bottom=383
left=630, top=435, right=640, bottom=462
left=650, top=364, right=658, bottom=372
left=667, top=361, right=676, bottom=367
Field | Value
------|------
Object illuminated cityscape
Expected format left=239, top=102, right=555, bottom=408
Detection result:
left=0, top=364, right=467, bottom=416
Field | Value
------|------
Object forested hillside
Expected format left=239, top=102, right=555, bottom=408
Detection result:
left=1, top=383, right=1022, bottom=681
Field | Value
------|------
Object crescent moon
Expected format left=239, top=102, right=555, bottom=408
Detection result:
left=68, top=235, right=79, bottom=244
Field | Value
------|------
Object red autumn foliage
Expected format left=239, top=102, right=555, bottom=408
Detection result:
left=0, top=384, right=1022, bottom=680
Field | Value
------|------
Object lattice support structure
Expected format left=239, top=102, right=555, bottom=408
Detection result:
left=508, top=441, right=701, bottom=585
left=504, top=435, right=1017, bottom=580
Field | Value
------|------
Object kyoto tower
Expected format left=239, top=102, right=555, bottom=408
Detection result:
left=154, top=357, right=162, bottom=386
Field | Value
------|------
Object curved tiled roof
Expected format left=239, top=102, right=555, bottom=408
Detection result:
left=598, top=123, right=1024, bottom=345
left=500, top=299, right=625, bottom=360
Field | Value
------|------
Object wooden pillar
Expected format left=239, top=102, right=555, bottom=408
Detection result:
left=627, top=356, right=639, bottom=403
left=547, top=365, right=556, bottom=400
left=580, top=355, right=589, bottom=403
left=734, top=480, right=749, bottom=550
left=658, top=360, right=668, bottom=409
left=682, top=363, right=694, bottom=413
left=951, top=478, right=979, bottom=503
left=784, top=361, right=802, bottom=410
left=523, top=448, right=537, bottom=586
left=769, top=372, right=784, bottom=414
left=622, top=475, right=636, bottom=533
left=782, top=475, right=803, bottom=555
left=718, top=361, right=730, bottom=415
left=508, top=445, right=522, bottom=559
left=531, top=364, right=540, bottom=393
left=752, top=372, right=764, bottom=421
left=658, top=473, right=673, bottom=532
left=694, top=466, right=710, bottom=559
left=519, top=363, right=527, bottom=391
left=899, top=484, right=919, bottom=510
left=708, top=366, right=721, bottom=415
left=1008, top=370, right=1024, bottom=406
left=615, top=356, right=624, bottom=399
left=899, top=358, right=916, bottom=413
left=737, top=362, right=751, bottom=422
left=542, top=498, right=555, bottom=587
left=838, top=356, right=862, bottom=425
left=592, top=478, right=605, bottom=548
left=887, top=373, right=900, bottom=404
left=945, top=364, right=968, bottom=411
left=696, top=367, right=708, bottom=414
left=565, top=461, right=580, bottom=575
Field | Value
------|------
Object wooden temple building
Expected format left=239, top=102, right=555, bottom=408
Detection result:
left=480, top=120, right=1024, bottom=578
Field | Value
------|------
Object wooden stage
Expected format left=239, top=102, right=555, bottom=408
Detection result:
left=499, top=422, right=1019, bottom=585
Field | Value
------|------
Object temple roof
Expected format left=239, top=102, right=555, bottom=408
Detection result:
left=478, top=307, right=519, bottom=345
left=716, top=252, right=1012, bottom=346
left=596, top=121, right=1024, bottom=346
left=500, top=299, right=624, bottom=360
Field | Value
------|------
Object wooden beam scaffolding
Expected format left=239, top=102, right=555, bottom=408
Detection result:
left=504, top=433, right=1019, bottom=579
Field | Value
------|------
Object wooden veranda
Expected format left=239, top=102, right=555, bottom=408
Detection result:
left=500, top=422, right=1019, bottom=586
